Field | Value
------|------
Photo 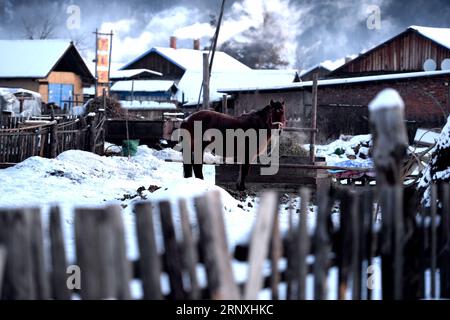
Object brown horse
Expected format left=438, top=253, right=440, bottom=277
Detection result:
left=180, top=100, right=286, bottom=190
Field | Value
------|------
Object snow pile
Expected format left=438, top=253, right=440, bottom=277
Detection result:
left=418, top=116, right=450, bottom=205
left=312, top=134, right=373, bottom=166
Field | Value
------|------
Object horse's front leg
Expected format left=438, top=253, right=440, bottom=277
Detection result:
left=237, top=163, right=250, bottom=191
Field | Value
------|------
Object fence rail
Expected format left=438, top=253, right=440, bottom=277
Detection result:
left=0, top=183, right=448, bottom=300
left=0, top=113, right=105, bottom=167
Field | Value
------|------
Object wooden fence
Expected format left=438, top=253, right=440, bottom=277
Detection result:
left=0, top=113, right=105, bottom=168
left=0, top=183, right=448, bottom=300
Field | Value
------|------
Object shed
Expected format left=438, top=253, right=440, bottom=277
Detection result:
left=0, top=40, right=95, bottom=109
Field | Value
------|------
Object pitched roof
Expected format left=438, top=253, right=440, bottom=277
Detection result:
left=0, top=40, right=93, bottom=79
left=110, top=69, right=162, bottom=81
left=121, top=47, right=251, bottom=72
left=410, top=25, right=450, bottom=50
left=178, top=69, right=298, bottom=105
left=111, top=80, right=176, bottom=92
left=219, top=69, right=450, bottom=93
left=331, top=25, right=450, bottom=76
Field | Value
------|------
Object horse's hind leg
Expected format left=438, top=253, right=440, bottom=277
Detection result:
left=193, top=163, right=204, bottom=180
left=183, top=163, right=193, bottom=178
left=183, top=152, right=193, bottom=178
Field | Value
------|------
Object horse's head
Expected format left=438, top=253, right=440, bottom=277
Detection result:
left=265, top=100, right=286, bottom=130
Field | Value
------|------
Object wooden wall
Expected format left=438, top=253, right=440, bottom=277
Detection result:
left=40, top=71, right=84, bottom=103
left=124, top=52, right=185, bottom=80
left=333, top=30, right=450, bottom=77
left=0, top=79, right=40, bottom=93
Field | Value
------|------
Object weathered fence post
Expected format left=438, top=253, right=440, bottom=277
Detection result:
left=222, top=94, right=228, bottom=114
left=244, top=191, right=278, bottom=300
left=369, top=88, right=408, bottom=300
left=49, top=111, right=58, bottom=158
left=0, top=209, right=35, bottom=299
left=313, top=188, right=332, bottom=300
left=195, top=191, right=239, bottom=300
left=179, top=198, right=201, bottom=300
left=159, top=201, right=185, bottom=300
left=202, top=53, right=210, bottom=110
left=270, top=200, right=282, bottom=300
left=30, top=208, right=50, bottom=300
left=75, top=206, right=131, bottom=300
left=88, top=113, right=97, bottom=153
left=134, top=202, right=163, bottom=300
left=298, top=188, right=311, bottom=300
left=49, top=206, right=71, bottom=300
left=0, top=246, right=6, bottom=296
left=440, top=183, right=450, bottom=298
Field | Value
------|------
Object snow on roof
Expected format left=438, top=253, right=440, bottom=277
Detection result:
left=120, top=100, right=177, bottom=110
left=219, top=69, right=450, bottom=93
left=111, top=80, right=176, bottom=92
left=110, top=69, right=162, bottom=80
left=410, top=25, right=450, bottom=50
left=122, top=47, right=251, bottom=72
left=368, top=88, right=404, bottom=112
left=177, top=69, right=298, bottom=105
left=0, top=40, right=72, bottom=78
left=0, top=87, right=42, bottom=99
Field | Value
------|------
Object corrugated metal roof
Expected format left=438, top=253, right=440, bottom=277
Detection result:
left=0, top=40, right=72, bottom=78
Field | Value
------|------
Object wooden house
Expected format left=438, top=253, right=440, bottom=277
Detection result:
left=0, top=40, right=95, bottom=109
left=331, top=26, right=450, bottom=77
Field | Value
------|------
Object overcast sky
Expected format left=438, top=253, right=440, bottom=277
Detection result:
left=0, top=0, right=449, bottom=70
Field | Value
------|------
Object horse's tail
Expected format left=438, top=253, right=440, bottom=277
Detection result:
left=180, top=120, right=193, bottom=178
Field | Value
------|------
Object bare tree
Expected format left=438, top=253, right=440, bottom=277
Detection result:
left=21, top=16, right=57, bottom=40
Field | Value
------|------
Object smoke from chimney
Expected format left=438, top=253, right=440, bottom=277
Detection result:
left=170, top=36, right=177, bottom=49
left=193, top=39, right=200, bottom=50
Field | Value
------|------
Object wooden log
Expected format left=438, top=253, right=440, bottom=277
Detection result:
left=49, top=206, right=71, bottom=300
left=195, top=191, right=240, bottom=300
left=29, top=208, right=50, bottom=300
left=134, top=202, right=163, bottom=300
left=298, top=188, right=311, bottom=300
left=75, top=206, right=131, bottom=300
left=0, top=209, right=35, bottom=300
left=244, top=191, right=278, bottom=300
left=159, top=201, right=185, bottom=300
left=369, top=89, right=408, bottom=300
left=179, top=198, right=201, bottom=300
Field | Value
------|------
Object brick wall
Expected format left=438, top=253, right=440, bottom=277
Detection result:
left=318, top=75, right=450, bottom=125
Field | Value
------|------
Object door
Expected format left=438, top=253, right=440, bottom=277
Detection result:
left=48, top=84, right=74, bottom=109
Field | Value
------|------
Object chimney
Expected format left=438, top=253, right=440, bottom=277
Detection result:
left=193, top=39, right=200, bottom=50
left=345, top=56, right=352, bottom=63
left=170, top=36, right=177, bottom=49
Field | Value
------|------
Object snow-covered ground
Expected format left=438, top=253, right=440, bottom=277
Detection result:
left=0, top=137, right=385, bottom=300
